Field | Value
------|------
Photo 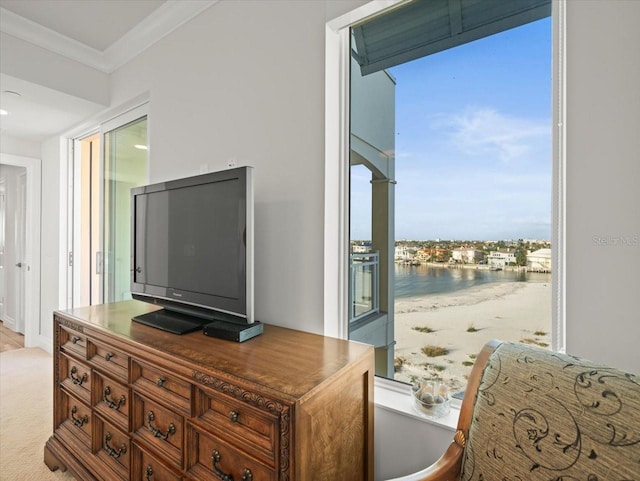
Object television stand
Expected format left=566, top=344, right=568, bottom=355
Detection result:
left=132, top=309, right=206, bottom=334
left=44, top=300, right=374, bottom=480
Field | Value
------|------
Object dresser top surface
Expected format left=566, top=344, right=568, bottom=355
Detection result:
left=56, top=300, right=373, bottom=400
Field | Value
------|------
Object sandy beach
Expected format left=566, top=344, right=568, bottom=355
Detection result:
left=393, top=281, right=551, bottom=392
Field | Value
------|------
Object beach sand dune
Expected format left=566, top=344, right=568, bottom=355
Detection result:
left=394, top=281, right=551, bottom=392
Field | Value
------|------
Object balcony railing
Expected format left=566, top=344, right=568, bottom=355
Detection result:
left=349, top=252, right=380, bottom=323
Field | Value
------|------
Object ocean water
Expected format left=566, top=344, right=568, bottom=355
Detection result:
left=395, top=264, right=551, bottom=298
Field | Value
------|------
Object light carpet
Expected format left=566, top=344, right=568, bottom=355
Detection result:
left=0, top=348, right=75, bottom=481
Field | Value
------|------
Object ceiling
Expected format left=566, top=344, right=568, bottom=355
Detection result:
left=0, top=0, right=215, bottom=143
left=1, top=0, right=166, bottom=51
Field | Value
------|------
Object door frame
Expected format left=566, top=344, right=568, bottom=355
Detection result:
left=64, top=99, right=149, bottom=309
left=0, top=153, right=42, bottom=348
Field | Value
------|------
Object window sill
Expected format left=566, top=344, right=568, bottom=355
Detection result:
left=374, top=376, right=459, bottom=432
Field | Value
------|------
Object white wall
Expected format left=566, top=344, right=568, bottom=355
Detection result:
left=564, top=0, right=640, bottom=373
left=375, top=405, right=453, bottom=479
left=0, top=134, right=40, bottom=159
left=39, top=136, right=62, bottom=344
left=0, top=32, right=109, bottom=105
left=109, top=0, right=367, bottom=334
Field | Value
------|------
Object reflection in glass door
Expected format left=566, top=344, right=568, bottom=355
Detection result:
left=73, top=113, right=148, bottom=307
left=76, top=133, right=101, bottom=306
left=103, top=116, right=148, bottom=303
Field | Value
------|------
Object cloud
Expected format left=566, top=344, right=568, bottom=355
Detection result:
left=433, top=107, right=549, bottom=163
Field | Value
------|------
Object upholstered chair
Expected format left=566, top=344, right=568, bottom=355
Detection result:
left=388, top=340, right=640, bottom=480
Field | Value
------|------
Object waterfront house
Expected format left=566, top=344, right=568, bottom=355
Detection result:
left=487, top=249, right=516, bottom=268
left=394, top=245, right=414, bottom=262
left=452, top=248, right=485, bottom=264
left=527, top=248, right=552, bottom=272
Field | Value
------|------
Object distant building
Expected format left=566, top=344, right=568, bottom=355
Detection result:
left=527, top=248, right=552, bottom=272
left=451, top=248, right=485, bottom=264
left=427, top=247, right=447, bottom=262
left=415, top=248, right=431, bottom=263
left=487, top=249, right=516, bottom=268
left=352, top=243, right=372, bottom=253
left=394, top=245, right=414, bottom=261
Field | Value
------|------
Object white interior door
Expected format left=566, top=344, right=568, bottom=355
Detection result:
left=0, top=154, right=41, bottom=348
left=0, top=165, right=27, bottom=333
left=15, top=171, right=27, bottom=334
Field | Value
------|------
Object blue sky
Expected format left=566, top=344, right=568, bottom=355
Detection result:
left=351, top=18, right=552, bottom=241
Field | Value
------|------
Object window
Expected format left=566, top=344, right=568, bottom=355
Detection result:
left=325, top=0, right=565, bottom=396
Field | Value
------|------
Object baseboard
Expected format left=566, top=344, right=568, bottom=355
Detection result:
left=34, top=334, right=53, bottom=354
left=2, top=315, right=16, bottom=331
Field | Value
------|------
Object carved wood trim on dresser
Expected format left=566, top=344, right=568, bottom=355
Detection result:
left=44, top=300, right=374, bottom=481
left=192, top=370, right=293, bottom=480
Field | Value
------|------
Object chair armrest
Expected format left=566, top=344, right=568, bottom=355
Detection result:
left=384, top=340, right=500, bottom=481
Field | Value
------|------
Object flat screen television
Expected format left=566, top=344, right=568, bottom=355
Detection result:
left=130, top=166, right=254, bottom=334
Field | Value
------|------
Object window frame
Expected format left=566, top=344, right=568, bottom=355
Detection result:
left=324, top=0, right=566, bottom=384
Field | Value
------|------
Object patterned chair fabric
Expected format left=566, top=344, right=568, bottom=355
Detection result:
left=461, top=342, right=640, bottom=481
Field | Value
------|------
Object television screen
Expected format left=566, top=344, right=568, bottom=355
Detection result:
left=130, top=167, right=253, bottom=333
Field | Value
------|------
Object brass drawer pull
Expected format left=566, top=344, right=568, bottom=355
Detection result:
left=105, top=352, right=114, bottom=361
left=70, top=366, right=88, bottom=386
left=211, top=450, right=231, bottom=481
left=211, top=450, right=253, bottom=481
left=145, top=465, right=153, bottom=481
left=229, top=410, right=239, bottom=423
left=71, top=406, right=88, bottom=427
left=156, top=377, right=166, bottom=388
left=242, top=468, right=253, bottom=481
left=103, top=386, right=126, bottom=410
left=146, top=411, right=176, bottom=440
left=104, top=432, right=126, bottom=458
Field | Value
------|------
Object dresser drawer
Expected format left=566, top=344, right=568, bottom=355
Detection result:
left=93, top=371, right=130, bottom=433
left=88, top=340, right=129, bottom=383
left=187, top=425, right=274, bottom=481
left=57, top=390, right=92, bottom=450
left=59, top=324, right=88, bottom=359
left=132, top=442, right=182, bottom=481
left=133, top=393, right=184, bottom=469
left=59, top=352, right=92, bottom=404
left=195, top=387, right=279, bottom=465
left=132, top=360, right=191, bottom=416
left=95, top=416, right=130, bottom=481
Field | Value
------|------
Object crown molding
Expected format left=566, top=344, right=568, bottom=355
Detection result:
left=104, top=0, right=219, bottom=73
left=0, top=7, right=105, bottom=69
left=0, top=0, right=218, bottom=74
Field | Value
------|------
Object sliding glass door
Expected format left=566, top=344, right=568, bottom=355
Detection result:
left=103, top=116, right=148, bottom=303
left=72, top=107, right=148, bottom=307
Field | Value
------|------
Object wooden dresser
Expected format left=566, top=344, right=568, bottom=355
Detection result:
left=44, top=301, right=374, bottom=481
